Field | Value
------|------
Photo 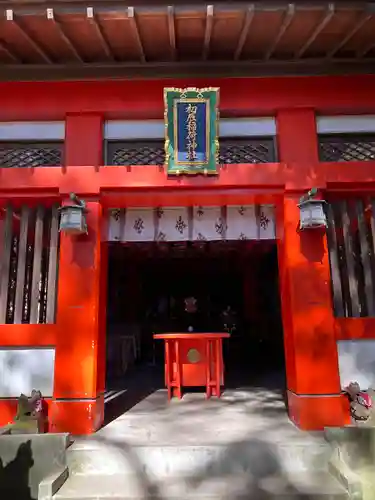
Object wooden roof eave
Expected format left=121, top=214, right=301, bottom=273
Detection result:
left=0, top=2, right=375, bottom=80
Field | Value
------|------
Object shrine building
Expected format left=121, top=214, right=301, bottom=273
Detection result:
left=0, top=0, right=375, bottom=434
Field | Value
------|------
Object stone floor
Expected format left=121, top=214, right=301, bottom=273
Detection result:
left=55, top=369, right=347, bottom=499
left=98, top=387, right=295, bottom=446
left=99, top=365, right=298, bottom=448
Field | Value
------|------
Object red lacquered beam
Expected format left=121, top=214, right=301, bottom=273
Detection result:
left=174, top=339, right=182, bottom=399
left=165, top=339, right=172, bottom=400
left=215, top=339, right=221, bottom=397
left=154, top=333, right=230, bottom=340
left=206, top=339, right=212, bottom=399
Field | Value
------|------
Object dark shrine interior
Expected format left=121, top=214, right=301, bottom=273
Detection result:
left=106, top=240, right=285, bottom=389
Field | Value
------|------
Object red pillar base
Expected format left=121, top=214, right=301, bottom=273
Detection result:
left=0, top=399, right=22, bottom=426
left=287, top=391, right=350, bottom=430
left=49, top=396, right=104, bottom=435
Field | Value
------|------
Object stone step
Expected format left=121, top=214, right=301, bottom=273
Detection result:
left=67, top=440, right=333, bottom=477
left=54, top=471, right=348, bottom=499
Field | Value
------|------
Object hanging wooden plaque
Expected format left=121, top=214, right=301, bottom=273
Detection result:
left=164, top=87, right=219, bottom=175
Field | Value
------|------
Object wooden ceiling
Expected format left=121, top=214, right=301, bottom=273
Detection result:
left=0, top=1, right=375, bottom=80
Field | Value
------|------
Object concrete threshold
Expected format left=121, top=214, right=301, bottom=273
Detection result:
left=54, top=470, right=348, bottom=499
left=53, top=389, right=346, bottom=499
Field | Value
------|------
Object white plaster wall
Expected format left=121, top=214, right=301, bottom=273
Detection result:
left=317, top=115, right=375, bottom=134
left=104, top=117, right=277, bottom=140
left=0, top=348, right=55, bottom=397
left=0, top=121, right=65, bottom=140
left=337, top=340, right=375, bottom=390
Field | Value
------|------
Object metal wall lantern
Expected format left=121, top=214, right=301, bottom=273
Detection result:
left=58, top=193, right=88, bottom=235
left=298, top=188, right=328, bottom=230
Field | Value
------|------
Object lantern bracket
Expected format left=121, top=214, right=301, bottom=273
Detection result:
left=68, top=192, right=87, bottom=211
left=299, top=187, right=318, bottom=205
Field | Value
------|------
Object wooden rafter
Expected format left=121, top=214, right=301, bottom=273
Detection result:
left=357, top=38, right=375, bottom=58
left=0, top=38, right=20, bottom=63
left=46, top=8, right=83, bottom=62
left=295, top=3, right=335, bottom=59
left=6, top=9, right=52, bottom=63
left=202, top=5, right=214, bottom=60
left=264, top=3, right=295, bottom=60
left=167, top=5, right=176, bottom=61
left=326, top=12, right=373, bottom=58
left=234, top=5, right=255, bottom=61
left=128, top=6, right=145, bottom=63
left=0, top=2, right=375, bottom=70
left=86, top=7, right=113, bottom=61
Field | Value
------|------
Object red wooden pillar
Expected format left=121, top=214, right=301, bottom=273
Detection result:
left=64, top=114, right=103, bottom=167
left=50, top=114, right=106, bottom=434
left=276, top=109, right=348, bottom=429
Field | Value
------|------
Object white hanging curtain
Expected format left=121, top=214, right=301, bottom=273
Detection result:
left=107, top=205, right=276, bottom=242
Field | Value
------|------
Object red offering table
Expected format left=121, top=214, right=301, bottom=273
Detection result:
left=153, top=333, right=230, bottom=400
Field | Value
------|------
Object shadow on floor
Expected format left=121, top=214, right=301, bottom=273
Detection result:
left=92, top=431, right=312, bottom=500
left=104, top=362, right=289, bottom=428
left=225, top=365, right=288, bottom=412
left=0, top=440, right=35, bottom=500
left=104, top=364, right=164, bottom=427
